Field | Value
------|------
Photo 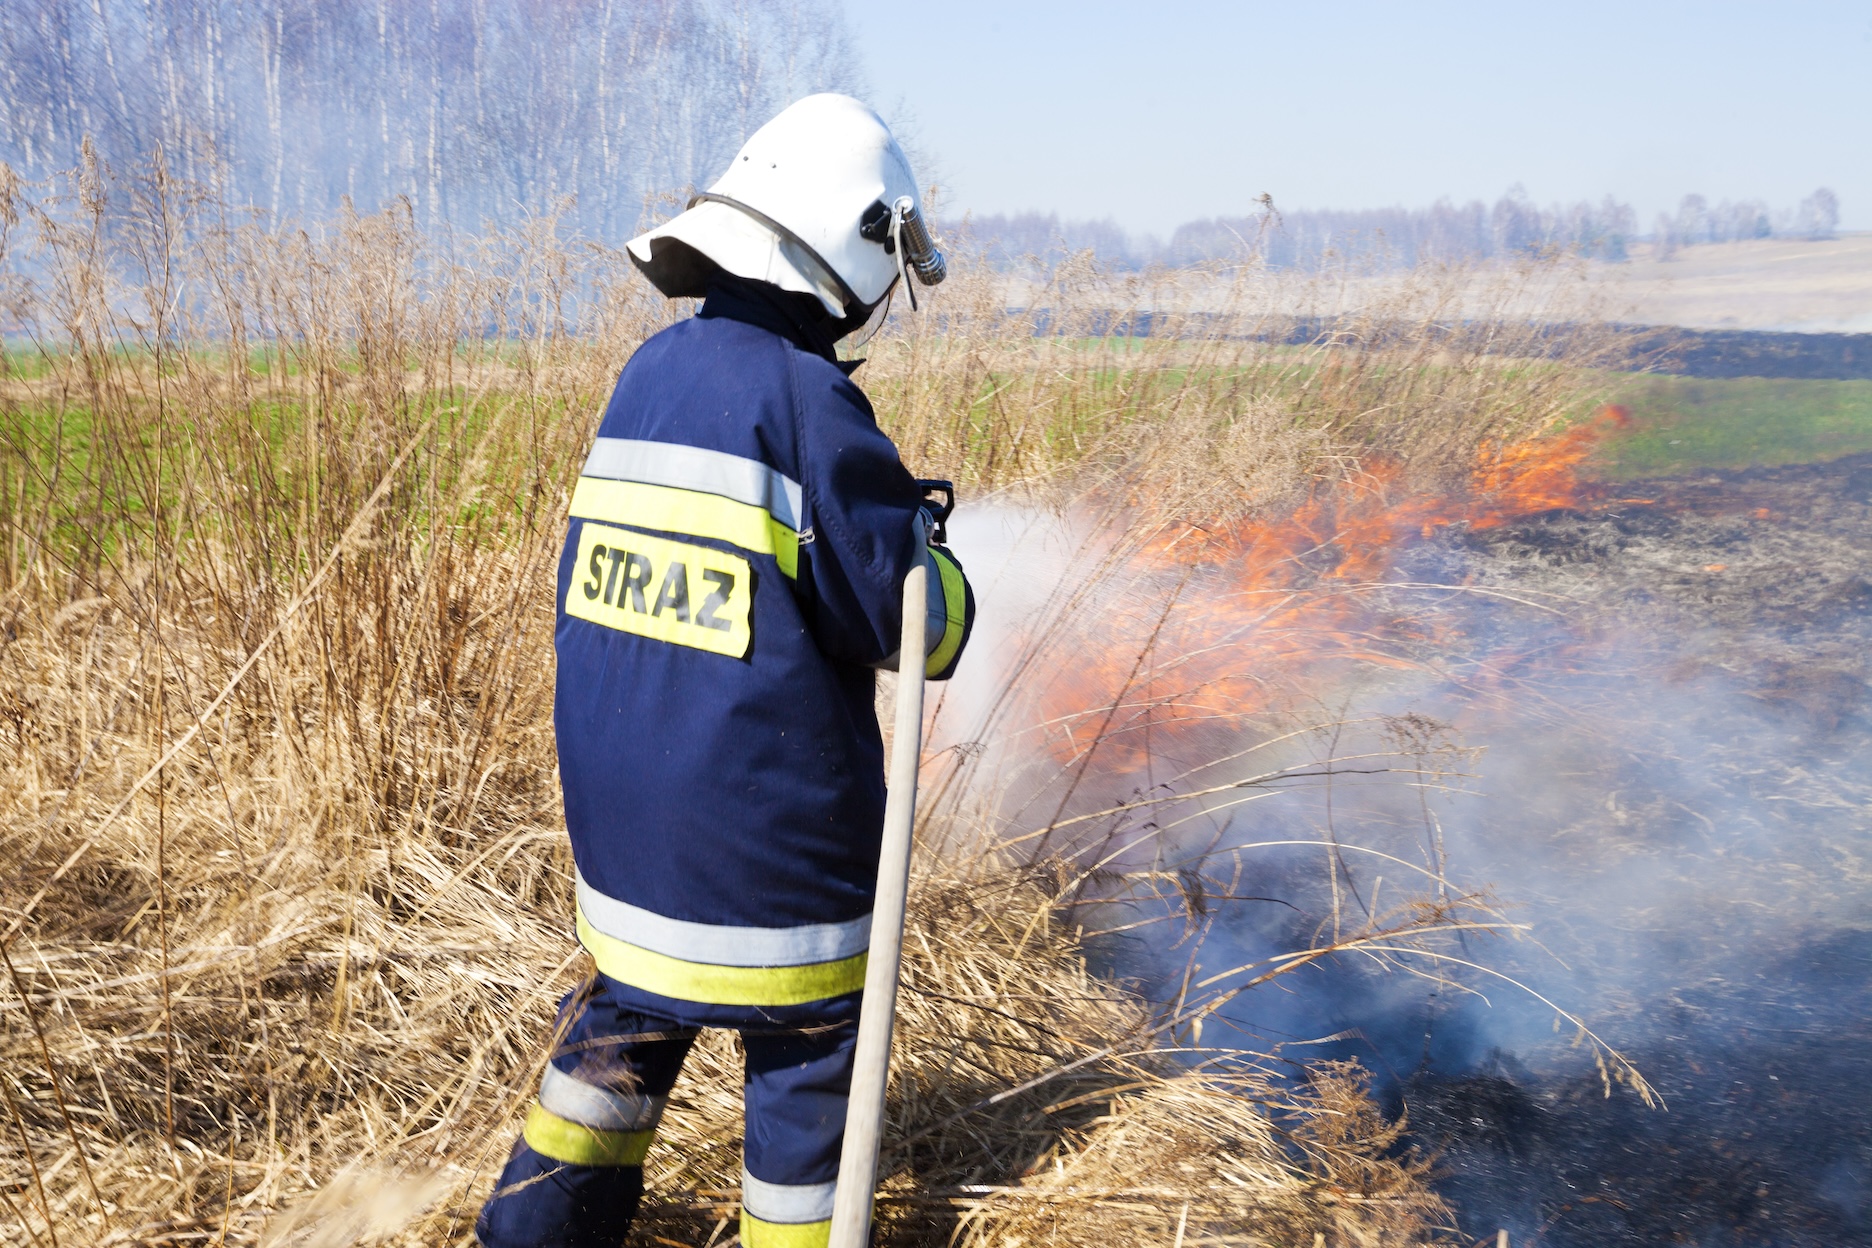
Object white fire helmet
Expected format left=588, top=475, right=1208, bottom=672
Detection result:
left=626, top=93, right=945, bottom=321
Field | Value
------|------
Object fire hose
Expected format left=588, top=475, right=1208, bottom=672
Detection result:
left=827, top=481, right=952, bottom=1248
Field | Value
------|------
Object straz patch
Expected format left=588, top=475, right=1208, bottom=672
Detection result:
left=567, top=522, right=752, bottom=658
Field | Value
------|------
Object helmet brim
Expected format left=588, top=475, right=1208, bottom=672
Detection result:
left=626, top=201, right=848, bottom=318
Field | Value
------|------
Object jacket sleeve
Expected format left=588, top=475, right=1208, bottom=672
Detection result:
left=790, top=362, right=974, bottom=680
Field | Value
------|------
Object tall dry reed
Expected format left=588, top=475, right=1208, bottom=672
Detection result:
left=867, top=231, right=1623, bottom=518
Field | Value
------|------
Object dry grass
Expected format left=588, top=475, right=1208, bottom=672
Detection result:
left=0, top=158, right=1631, bottom=1245
left=625, top=867, right=1452, bottom=1248
left=866, top=235, right=1625, bottom=517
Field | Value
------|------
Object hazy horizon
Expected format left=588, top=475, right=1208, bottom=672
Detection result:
left=847, top=0, right=1872, bottom=236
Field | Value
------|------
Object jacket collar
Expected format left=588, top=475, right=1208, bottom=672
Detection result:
left=699, top=274, right=851, bottom=367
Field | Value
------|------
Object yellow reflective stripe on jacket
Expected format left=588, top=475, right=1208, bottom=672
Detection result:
left=583, top=437, right=804, bottom=531
left=576, top=910, right=867, bottom=1007
left=569, top=476, right=800, bottom=579
left=522, top=1103, right=655, bottom=1167
left=926, top=546, right=967, bottom=678
left=740, top=1212, right=832, bottom=1248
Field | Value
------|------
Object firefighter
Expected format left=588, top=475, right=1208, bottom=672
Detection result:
left=475, top=94, right=974, bottom=1248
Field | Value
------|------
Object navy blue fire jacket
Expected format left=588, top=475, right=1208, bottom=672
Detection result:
left=552, top=280, right=973, bottom=1026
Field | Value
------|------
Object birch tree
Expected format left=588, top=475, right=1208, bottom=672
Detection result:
left=0, top=0, right=863, bottom=237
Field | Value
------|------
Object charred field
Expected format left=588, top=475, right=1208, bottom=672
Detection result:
left=1393, top=452, right=1872, bottom=1245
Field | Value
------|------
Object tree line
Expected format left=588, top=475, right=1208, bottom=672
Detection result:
left=972, top=186, right=1845, bottom=272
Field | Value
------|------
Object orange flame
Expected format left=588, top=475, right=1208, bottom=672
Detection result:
left=1031, top=407, right=1629, bottom=770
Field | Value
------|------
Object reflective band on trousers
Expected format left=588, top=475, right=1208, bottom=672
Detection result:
left=741, top=1212, right=832, bottom=1248
left=538, top=1062, right=668, bottom=1133
left=575, top=872, right=870, bottom=1006
left=742, top=1172, right=838, bottom=1224
left=584, top=438, right=804, bottom=531
left=522, top=1103, right=655, bottom=1167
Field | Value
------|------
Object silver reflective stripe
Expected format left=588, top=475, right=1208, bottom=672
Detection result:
left=742, top=1171, right=838, bottom=1224
left=538, top=1063, right=667, bottom=1132
left=576, top=870, right=871, bottom=967
left=583, top=438, right=804, bottom=531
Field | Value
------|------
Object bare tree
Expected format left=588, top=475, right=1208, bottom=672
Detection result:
left=0, top=0, right=864, bottom=236
left=1794, top=187, right=1840, bottom=241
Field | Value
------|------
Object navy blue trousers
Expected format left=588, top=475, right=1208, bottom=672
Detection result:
left=476, top=974, right=857, bottom=1248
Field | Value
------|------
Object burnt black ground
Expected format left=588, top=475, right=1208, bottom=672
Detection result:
left=1398, top=453, right=1872, bottom=1246
left=1616, top=327, right=1872, bottom=381
left=1049, top=454, right=1872, bottom=1245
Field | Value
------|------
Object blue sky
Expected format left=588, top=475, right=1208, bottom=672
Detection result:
left=845, top=0, right=1872, bottom=236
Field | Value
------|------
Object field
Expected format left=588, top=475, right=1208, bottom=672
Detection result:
left=1594, top=372, right=1872, bottom=478
left=1, top=179, right=1673, bottom=1247
left=1596, top=232, right=1872, bottom=333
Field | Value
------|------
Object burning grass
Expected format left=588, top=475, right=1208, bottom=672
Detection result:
left=0, top=161, right=1634, bottom=1244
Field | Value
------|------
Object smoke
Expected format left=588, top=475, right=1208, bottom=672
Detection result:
left=0, top=0, right=862, bottom=236
left=932, top=454, right=1872, bottom=1243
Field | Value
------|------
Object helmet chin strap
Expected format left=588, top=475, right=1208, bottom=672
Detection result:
left=690, top=191, right=864, bottom=318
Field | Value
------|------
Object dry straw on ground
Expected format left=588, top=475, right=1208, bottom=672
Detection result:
left=2, top=158, right=1624, bottom=1245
